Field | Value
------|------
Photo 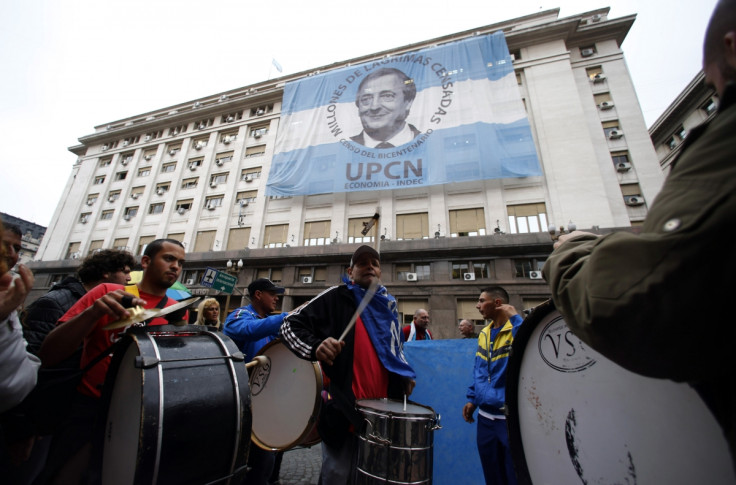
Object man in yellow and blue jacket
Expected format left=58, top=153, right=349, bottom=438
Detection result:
left=463, top=286, right=523, bottom=485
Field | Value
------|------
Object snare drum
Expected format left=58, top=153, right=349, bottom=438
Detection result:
left=99, top=325, right=252, bottom=485
left=355, top=398, right=440, bottom=485
left=249, top=339, right=323, bottom=451
left=506, top=300, right=735, bottom=485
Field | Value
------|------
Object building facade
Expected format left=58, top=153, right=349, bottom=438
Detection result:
left=31, top=8, right=663, bottom=338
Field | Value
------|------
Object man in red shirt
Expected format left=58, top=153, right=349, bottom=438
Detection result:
left=37, top=239, right=186, bottom=483
left=403, top=308, right=432, bottom=341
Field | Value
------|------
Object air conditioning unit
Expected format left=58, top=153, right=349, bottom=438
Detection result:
left=215, top=159, right=223, bottom=166
left=529, top=270, right=543, bottom=280
left=86, top=200, right=94, bottom=206
left=144, top=155, right=152, bottom=161
left=406, top=273, right=418, bottom=282
left=121, top=159, right=129, bottom=166
left=186, top=278, right=195, bottom=285
left=624, top=195, right=645, bottom=207
left=608, top=129, right=624, bottom=139
left=591, top=13, right=602, bottom=22
left=254, top=132, right=262, bottom=139
left=256, top=109, right=265, bottom=115
left=177, top=207, right=186, bottom=215
left=302, top=276, right=313, bottom=284
left=206, top=204, right=216, bottom=211
left=226, top=116, right=234, bottom=122
left=219, top=95, right=229, bottom=102
left=193, top=102, right=202, bottom=109
left=599, top=101, right=614, bottom=110
left=244, top=175, right=253, bottom=182
left=223, top=137, right=231, bottom=144
left=581, top=48, right=595, bottom=57
left=123, top=214, right=132, bottom=221
left=616, top=162, right=632, bottom=172
left=239, top=200, right=249, bottom=207
left=195, top=143, right=203, bottom=150
left=169, top=149, right=177, bottom=156
left=122, top=140, right=130, bottom=146
left=463, top=273, right=476, bottom=281
left=210, top=182, right=218, bottom=188
left=198, top=123, right=206, bottom=130
left=102, top=145, right=109, bottom=151
left=80, top=217, right=88, bottom=224
left=156, top=188, right=165, bottom=195
left=145, top=135, right=152, bottom=142
left=190, top=165, right=197, bottom=171
left=592, top=73, right=606, bottom=83
left=131, top=193, right=140, bottom=200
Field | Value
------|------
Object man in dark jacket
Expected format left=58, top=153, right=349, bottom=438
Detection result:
left=23, top=249, right=135, bottom=357
left=281, top=245, right=416, bottom=485
left=543, top=0, right=736, bottom=466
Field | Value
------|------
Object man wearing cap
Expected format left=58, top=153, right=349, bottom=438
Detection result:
left=223, top=278, right=288, bottom=485
left=281, top=245, right=416, bottom=485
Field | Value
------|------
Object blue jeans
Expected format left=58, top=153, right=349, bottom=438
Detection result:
left=477, top=415, right=517, bottom=485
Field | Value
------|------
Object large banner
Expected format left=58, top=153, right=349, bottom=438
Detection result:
left=266, top=31, right=541, bottom=196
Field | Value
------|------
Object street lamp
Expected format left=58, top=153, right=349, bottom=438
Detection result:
left=223, top=259, right=243, bottom=323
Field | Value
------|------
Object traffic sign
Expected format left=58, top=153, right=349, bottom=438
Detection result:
left=201, top=267, right=237, bottom=294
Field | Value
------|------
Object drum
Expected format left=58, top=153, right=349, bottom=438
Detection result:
left=355, top=398, right=440, bottom=485
left=249, top=339, right=323, bottom=451
left=506, top=300, right=736, bottom=485
left=99, top=325, right=252, bottom=485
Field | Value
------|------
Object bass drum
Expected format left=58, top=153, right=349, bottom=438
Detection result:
left=99, top=325, right=252, bottom=485
left=249, top=339, right=323, bottom=451
left=506, top=300, right=735, bottom=485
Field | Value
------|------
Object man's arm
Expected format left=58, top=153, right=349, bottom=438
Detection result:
left=281, top=288, right=340, bottom=362
left=38, top=289, right=143, bottom=367
left=223, top=309, right=286, bottom=347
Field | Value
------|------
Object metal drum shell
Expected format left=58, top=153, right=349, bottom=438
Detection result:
left=98, top=325, right=252, bottom=485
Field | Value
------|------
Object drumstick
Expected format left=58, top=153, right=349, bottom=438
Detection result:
left=338, top=279, right=380, bottom=342
left=245, top=355, right=269, bottom=369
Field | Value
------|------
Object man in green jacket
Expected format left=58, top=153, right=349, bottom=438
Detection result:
left=543, top=0, right=736, bottom=466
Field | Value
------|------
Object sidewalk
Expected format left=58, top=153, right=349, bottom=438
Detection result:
left=271, top=444, right=321, bottom=485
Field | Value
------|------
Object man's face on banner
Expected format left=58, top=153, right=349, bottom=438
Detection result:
left=356, top=73, right=413, bottom=141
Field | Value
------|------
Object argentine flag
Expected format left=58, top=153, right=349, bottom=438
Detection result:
left=267, top=31, right=541, bottom=196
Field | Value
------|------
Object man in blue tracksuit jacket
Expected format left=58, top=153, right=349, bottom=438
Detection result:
left=463, top=286, right=523, bottom=485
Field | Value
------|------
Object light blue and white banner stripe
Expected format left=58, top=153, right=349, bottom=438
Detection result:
left=267, top=31, right=541, bottom=196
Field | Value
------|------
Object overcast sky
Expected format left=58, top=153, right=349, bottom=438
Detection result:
left=1, top=0, right=716, bottom=228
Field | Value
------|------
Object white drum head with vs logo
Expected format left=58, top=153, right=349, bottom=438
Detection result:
left=506, top=301, right=735, bottom=485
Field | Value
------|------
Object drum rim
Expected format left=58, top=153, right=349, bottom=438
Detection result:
left=249, top=338, right=324, bottom=451
left=505, top=299, right=555, bottom=485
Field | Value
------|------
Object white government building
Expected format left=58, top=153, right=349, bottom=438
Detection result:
left=32, top=7, right=665, bottom=337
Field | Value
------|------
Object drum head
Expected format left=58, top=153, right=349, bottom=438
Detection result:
left=356, top=398, right=435, bottom=417
left=506, top=300, right=735, bottom=485
left=250, top=340, right=322, bottom=451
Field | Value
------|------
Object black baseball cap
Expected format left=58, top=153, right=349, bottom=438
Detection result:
left=350, top=245, right=380, bottom=267
left=247, top=278, right=285, bottom=296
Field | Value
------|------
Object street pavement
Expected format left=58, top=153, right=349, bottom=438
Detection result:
left=271, top=444, right=321, bottom=485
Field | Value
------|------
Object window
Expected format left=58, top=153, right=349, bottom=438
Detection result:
left=594, top=92, right=612, bottom=108
left=175, top=199, right=193, bottom=212
left=210, top=173, right=228, bottom=186
left=87, top=240, right=103, bottom=255
left=602, top=120, right=620, bottom=137
left=194, top=118, right=214, bottom=130
left=457, top=299, right=485, bottom=326
left=215, top=152, right=234, bottom=165
left=236, top=190, right=257, bottom=204
left=250, top=125, right=269, bottom=138
left=120, top=153, right=134, bottom=165
left=245, top=145, right=266, bottom=158
left=397, top=300, right=429, bottom=325
left=130, top=186, right=145, bottom=199
left=142, top=149, right=157, bottom=161
left=144, top=131, right=163, bottom=142
left=586, top=66, right=603, bottom=81
left=507, top=203, right=547, bottom=234
left=241, top=167, right=262, bottom=181
left=396, top=263, right=431, bottom=281
left=168, top=125, right=187, bottom=137
left=256, top=267, right=283, bottom=284
left=250, top=104, right=274, bottom=117
left=666, top=137, right=677, bottom=150
left=93, top=176, right=105, bottom=185
left=137, top=167, right=151, bottom=177
left=113, top=238, right=129, bottom=251
left=66, top=242, right=81, bottom=259
left=192, top=137, right=208, bottom=150
left=347, top=217, right=375, bottom=244
left=204, top=196, right=223, bottom=209
left=452, top=260, right=490, bottom=279
left=220, top=131, right=238, bottom=144
left=161, top=162, right=177, bottom=173
left=188, top=157, right=203, bottom=170
left=227, top=227, right=251, bottom=250
left=194, top=230, right=217, bottom=252
left=100, top=210, right=114, bottom=220
left=621, top=183, right=642, bottom=197
left=99, top=157, right=112, bottom=167
left=264, top=224, right=288, bottom=248
left=702, top=98, right=717, bottom=115
left=101, top=140, right=118, bottom=151
left=514, top=258, right=546, bottom=278
left=107, top=190, right=121, bottom=202
left=449, top=208, right=486, bottom=237
left=149, top=203, right=165, bottom=214
left=396, top=213, right=429, bottom=240
left=114, top=171, right=128, bottom=181
left=124, top=206, right=138, bottom=218
left=137, top=235, right=155, bottom=255
left=79, top=213, right=91, bottom=224
left=580, top=45, right=597, bottom=57
left=303, top=220, right=331, bottom=246
left=155, top=183, right=170, bottom=194
left=182, top=269, right=199, bottom=284
left=515, top=71, right=522, bottom=85
left=181, top=177, right=198, bottom=189
left=167, top=232, right=185, bottom=244
left=122, top=136, right=139, bottom=147
left=509, top=49, right=521, bottom=61
left=674, top=125, right=687, bottom=141
left=86, top=194, right=98, bottom=205
left=221, top=111, right=243, bottom=123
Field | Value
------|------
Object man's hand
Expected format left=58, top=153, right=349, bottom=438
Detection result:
left=553, top=230, right=599, bottom=250
left=496, top=304, right=518, bottom=323
left=86, top=289, right=146, bottom=322
left=463, top=402, right=477, bottom=423
left=315, top=337, right=345, bottom=366
left=0, top=265, right=33, bottom=321
left=403, top=378, right=416, bottom=397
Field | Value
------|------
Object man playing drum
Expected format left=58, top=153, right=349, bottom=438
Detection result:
left=462, top=286, right=522, bottom=485
left=281, top=245, right=416, bottom=485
